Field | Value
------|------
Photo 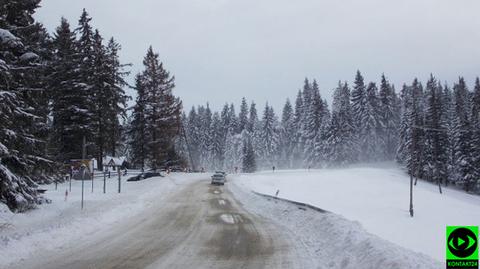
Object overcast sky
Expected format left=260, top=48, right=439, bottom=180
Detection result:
left=35, top=0, right=480, bottom=112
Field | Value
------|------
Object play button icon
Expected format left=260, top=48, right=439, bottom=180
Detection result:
left=448, top=227, right=478, bottom=258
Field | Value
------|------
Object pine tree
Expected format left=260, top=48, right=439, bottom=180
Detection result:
left=304, top=80, right=324, bottom=165
left=259, top=104, right=279, bottom=167
left=471, top=78, right=480, bottom=186
left=324, top=82, right=357, bottom=166
left=247, top=101, right=258, bottom=133
left=104, top=38, right=129, bottom=156
left=279, top=99, right=295, bottom=168
left=351, top=71, right=368, bottom=161
left=423, top=75, right=448, bottom=185
left=128, top=74, right=147, bottom=170
left=292, top=90, right=305, bottom=167
left=351, top=71, right=367, bottom=125
left=141, top=46, right=182, bottom=170
left=242, top=138, right=257, bottom=173
left=72, top=9, right=95, bottom=156
left=50, top=17, right=82, bottom=161
left=210, top=112, right=224, bottom=170
left=0, top=0, right=52, bottom=211
left=452, top=77, right=475, bottom=191
left=91, top=29, right=110, bottom=169
left=362, top=82, right=382, bottom=160
left=238, top=97, right=249, bottom=133
left=378, top=74, right=398, bottom=159
left=397, top=79, right=425, bottom=178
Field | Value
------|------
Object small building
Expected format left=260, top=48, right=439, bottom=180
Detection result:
left=103, top=156, right=127, bottom=171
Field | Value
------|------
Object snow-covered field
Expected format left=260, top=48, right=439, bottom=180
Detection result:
left=232, top=163, right=480, bottom=262
left=0, top=172, right=205, bottom=267
left=229, top=180, right=441, bottom=268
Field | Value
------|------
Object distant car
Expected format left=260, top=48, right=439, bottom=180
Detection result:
left=127, top=172, right=163, bottom=182
left=211, top=173, right=226, bottom=185
left=215, top=171, right=227, bottom=181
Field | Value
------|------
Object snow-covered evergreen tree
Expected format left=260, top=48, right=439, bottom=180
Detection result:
left=471, top=78, right=480, bottom=187
left=50, top=18, right=83, bottom=160
left=324, top=82, right=357, bottom=166
left=128, top=74, right=147, bottom=170
left=238, top=97, right=249, bottom=133
left=452, top=77, right=475, bottom=191
left=242, top=138, right=257, bottom=173
left=259, top=104, right=279, bottom=167
left=279, top=99, right=295, bottom=168
left=397, top=79, right=425, bottom=178
left=362, top=82, right=382, bottom=160
left=423, top=75, right=448, bottom=185
left=0, top=0, right=52, bottom=211
left=378, top=74, right=399, bottom=159
left=140, top=47, right=182, bottom=170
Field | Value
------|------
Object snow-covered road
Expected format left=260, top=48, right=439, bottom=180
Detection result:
left=8, top=179, right=305, bottom=269
left=2, top=171, right=442, bottom=268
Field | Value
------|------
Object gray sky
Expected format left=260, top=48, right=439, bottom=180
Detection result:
left=35, top=0, right=480, bottom=112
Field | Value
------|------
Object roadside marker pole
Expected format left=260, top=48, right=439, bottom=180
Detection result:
left=103, top=170, right=106, bottom=194
left=81, top=168, right=85, bottom=210
left=409, top=174, right=414, bottom=217
left=81, top=136, right=86, bottom=210
left=118, top=169, right=121, bottom=193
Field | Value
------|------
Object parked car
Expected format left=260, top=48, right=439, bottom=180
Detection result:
left=211, top=173, right=226, bottom=185
left=127, top=171, right=163, bottom=182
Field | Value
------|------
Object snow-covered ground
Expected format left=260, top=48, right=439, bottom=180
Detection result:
left=229, top=180, right=441, bottom=268
left=0, top=172, right=205, bottom=267
left=232, top=163, right=480, bottom=262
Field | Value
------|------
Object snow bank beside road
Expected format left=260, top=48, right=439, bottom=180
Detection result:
left=0, top=172, right=205, bottom=267
left=232, top=165, right=480, bottom=262
left=229, top=181, right=441, bottom=269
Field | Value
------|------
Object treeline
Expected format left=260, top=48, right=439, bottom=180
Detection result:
left=179, top=72, right=480, bottom=192
left=0, top=1, right=181, bottom=212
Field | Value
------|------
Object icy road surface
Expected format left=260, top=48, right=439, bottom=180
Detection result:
left=10, top=180, right=304, bottom=269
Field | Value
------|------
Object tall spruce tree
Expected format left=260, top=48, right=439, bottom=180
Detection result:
left=140, top=46, right=182, bottom=170
left=378, top=74, right=398, bottom=159
left=452, top=77, right=475, bottom=191
left=279, top=99, right=295, bottom=168
left=50, top=17, right=83, bottom=161
left=423, top=75, right=448, bottom=185
left=242, top=138, right=257, bottom=173
left=128, top=74, right=147, bottom=170
left=324, top=82, right=357, bottom=166
left=238, top=97, right=249, bottom=133
left=471, top=78, right=480, bottom=184
left=0, top=0, right=53, bottom=211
